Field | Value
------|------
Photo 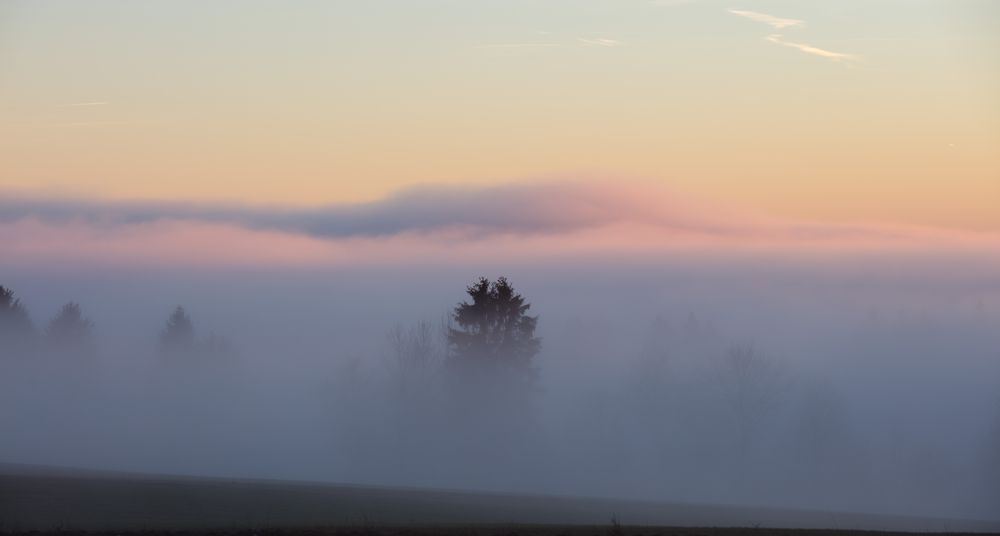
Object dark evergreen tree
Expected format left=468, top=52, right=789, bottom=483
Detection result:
left=447, top=276, right=540, bottom=373
left=45, top=302, right=95, bottom=353
left=445, top=277, right=542, bottom=478
left=159, top=306, right=195, bottom=352
left=1, top=285, right=35, bottom=351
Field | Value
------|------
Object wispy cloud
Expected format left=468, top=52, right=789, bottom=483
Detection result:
left=728, top=9, right=803, bottom=29
left=578, top=37, right=623, bottom=47
left=728, top=9, right=856, bottom=64
left=765, top=34, right=857, bottom=62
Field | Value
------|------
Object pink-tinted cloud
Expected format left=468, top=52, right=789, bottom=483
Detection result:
left=1, top=180, right=999, bottom=269
left=0, top=180, right=739, bottom=239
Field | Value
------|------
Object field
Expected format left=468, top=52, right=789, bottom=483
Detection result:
left=2, top=464, right=998, bottom=535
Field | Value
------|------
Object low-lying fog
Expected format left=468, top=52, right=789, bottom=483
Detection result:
left=2, top=255, right=999, bottom=522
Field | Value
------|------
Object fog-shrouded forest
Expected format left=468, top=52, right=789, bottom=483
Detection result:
left=2, top=259, right=999, bottom=523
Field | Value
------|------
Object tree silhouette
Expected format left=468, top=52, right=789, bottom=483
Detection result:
left=718, top=343, right=787, bottom=458
left=201, top=331, right=235, bottom=358
left=387, top=320, right=441, bottom=389
left=159, top=306, right=195, bottom=352
left=445, top=277, right=542, bottom=475
left=45, top=302, right=95, bottom=353
left=447, top=277, right=540, bottom=373
left=988, top=398, right=1000, bottom=503
left=1, top=285, right=35, bottom=350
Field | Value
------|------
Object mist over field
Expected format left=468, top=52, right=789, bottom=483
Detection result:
left=3, top=0, right=999, bottom=532
left=3, top=251, right=999, bottom=523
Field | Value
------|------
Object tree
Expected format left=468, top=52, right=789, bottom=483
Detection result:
left=792, top=379, right=858, bottom=495
left=45, top=302, right=95, bottom=353
left=159, top=306, right=195, bottom=352
left=447, top=276, right=540, bottom=374
left=987, top=397, right=1000, bottom=505
left=387, top=320, right=441, bottom=391
left=1, top=285, right=35, bottom=351
left=382, top=320, right=446, bottom=479
left=201, top=332, right=235, bottom=357
left=717, top=343, right=787, bottom=456
left=444, top=277, right=543, bottom=482
left=638, top=314, right=672, bottom=375
left=158, top=307, right=236, bottom=362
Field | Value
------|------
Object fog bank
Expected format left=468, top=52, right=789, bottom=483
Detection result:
left=2, top=255, right=999, bottom=522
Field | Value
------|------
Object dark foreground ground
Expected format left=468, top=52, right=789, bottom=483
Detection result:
left=2, top=464, right=998, bottom=534
left=4, top=527, right=999, bottom=536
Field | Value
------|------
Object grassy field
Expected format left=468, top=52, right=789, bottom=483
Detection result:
left=1, top=464, right=997, bottom=534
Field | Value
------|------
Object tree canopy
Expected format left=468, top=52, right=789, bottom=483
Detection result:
left=45, top=302, right=95, bottom=351
left=160, top=306, right=195, bottom=352
left=0, top=285, right=34, bottom=346
left=447, top=277, right=540, bottom=372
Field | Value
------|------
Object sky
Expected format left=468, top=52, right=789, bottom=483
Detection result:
left=1, top=0, right=998, bottom=266
left=2, top=2, right=1000, bottom=523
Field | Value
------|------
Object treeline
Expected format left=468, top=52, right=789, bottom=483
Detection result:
left=0, top=285, right=232, bottom=359
left=0, top=277, right=542, bottom=382
left=2, top=286, right=96, bottom=357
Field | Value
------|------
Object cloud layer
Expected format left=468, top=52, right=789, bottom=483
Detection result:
left=0, top=181, right=726, bottom=239
left=1, top=180, right=998, bottom=268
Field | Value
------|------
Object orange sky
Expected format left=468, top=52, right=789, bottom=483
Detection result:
left=1, top=0, right=998, bottom=255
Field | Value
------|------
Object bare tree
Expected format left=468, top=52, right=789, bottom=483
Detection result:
left=633, top=315, right=674, bottom=412
left=987, top=397, right=1000, bottom=504
left=639, top=314, right=672, bottom=372
left=717, top=343, right=787, bottom=456
left=386, top=320, right=441, bottom=390
left=790, top=378, right=864, bottom=502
